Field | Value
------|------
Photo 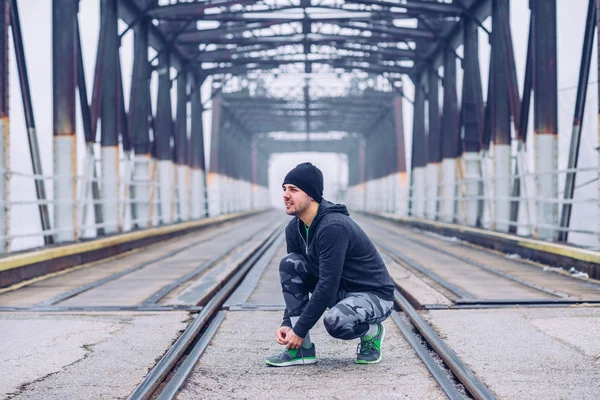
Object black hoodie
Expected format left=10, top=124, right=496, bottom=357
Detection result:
left=283, top=199, right=395, bottom=338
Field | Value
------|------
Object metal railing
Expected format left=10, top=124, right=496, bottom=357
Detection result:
left=347, top=157, right=599, bottom=249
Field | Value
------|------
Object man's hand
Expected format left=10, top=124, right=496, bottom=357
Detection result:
left=275, top=326, right=292, bottom=345
left=284, top=329, right=304, bottom=349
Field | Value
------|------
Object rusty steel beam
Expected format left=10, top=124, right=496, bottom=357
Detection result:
left=53, top=0, right=78, bottom=242
left=558, top=0, right=596, bottom=242
left=10, top=0, right=53, bottom=244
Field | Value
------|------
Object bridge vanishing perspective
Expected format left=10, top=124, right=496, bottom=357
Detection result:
left=1, top=1, right=600, bottom=399
left=0, top=0, right=598, bottom=256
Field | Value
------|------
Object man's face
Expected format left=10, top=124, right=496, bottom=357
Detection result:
left=282, top=184, right=311, bottom=216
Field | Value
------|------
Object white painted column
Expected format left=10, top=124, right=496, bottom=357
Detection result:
left=158, top=160, right=174, bottom=224
left=101, top=146, right=120, bottom=233
left=516, top=143, right=534, bottom=236
left=191, top=168, right=206, bottom=219
left=177, top=164, right=189, bottom=221
left=425, top=163, right=440, bottom=220
left=54, top=136, right=77, bottom=242
left=535, top=135, right=558, bottom=239
left=133, top=154, right=151, bottom=227
left=207, top=173, right=221, bottom=217
left=440, top=158, right=456, bottom=223
left=395, top=172, right=409, bottom=216
left=412, top=167, right=426, bottom=218
left=463, top=152, right=480, bottom=226
left=494, top=144, right=511, bottom=232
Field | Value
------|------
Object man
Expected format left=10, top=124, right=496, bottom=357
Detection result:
left=265, top=162, right=395, bottom=367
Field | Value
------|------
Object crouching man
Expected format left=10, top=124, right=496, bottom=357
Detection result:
left=265, top=162, right=395, bottom=367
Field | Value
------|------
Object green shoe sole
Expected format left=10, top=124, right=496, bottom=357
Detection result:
left=265, top=356, right=317, bottom=367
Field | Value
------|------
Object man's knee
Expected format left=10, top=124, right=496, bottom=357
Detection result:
left=279, top=253, right=307, bottom=275
left=323, top=308, right=355, bottom=340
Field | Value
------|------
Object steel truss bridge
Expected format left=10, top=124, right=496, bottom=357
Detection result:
left=0, top=0, right=599, bottom=278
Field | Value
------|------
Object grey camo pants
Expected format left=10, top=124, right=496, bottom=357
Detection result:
left=280, top=252, right=394, bottom=340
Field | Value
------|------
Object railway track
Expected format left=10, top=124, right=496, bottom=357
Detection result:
left=358, top=216, right=600, bottom=308
left=0, top=214, right=283, bottom=312
left=128, top=223, right=285, bottom=400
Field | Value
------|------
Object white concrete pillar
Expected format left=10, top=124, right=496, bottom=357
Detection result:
left=535, top=134, right=558, bottom=239
left=158, top=160, right=174, bottom=224
left=191, top=168, right=206, bottom=219
left=440, top=158, right=456, bottom=223
left=412, top=167, right=426, bottom=218
left=54, top=136, right=77, bottom=242
left=463, top=152, right=480, bottom=226
left=494, top=144, right=511, bottom=232
left=177, top=164, right=189, bottom=221
left=426, top=163, right=440, bottom=220
left=207, top=173, right=221, bottom=216
left=101, top=146, right=120, bottom=233
left=133, top=154, right=151, bottom=227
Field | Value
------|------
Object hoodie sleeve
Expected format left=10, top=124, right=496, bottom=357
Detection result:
left=292, top=223, right=349, bottom=338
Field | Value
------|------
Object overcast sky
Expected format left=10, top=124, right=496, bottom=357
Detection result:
left=7, top=0, right=598, bottom=249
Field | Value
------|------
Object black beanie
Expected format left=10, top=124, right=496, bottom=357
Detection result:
left=283, top=162, right=324, bottom=203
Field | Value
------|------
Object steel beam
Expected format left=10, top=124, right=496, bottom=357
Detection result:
left=462, top=16, right=484, bottom=227
left=410, top=75, right=427, bottom=218
left=10, top=0, right=53, bottom=244
left=509, top=13, right=534, bottom=234
left=191, top=74, right=207, bottom=219
left=53, top=0, right=78, bottom=242
left=175, top=71, right=189, bottom=221
left=532, top=0, right=558, bottom=240
left=558, top=0, right=596, bottom=242
left=426, top=67, right=441, bottom=220
left=130, top=1, right=151, bottom=227
left=492, top=0, right=512, bottom=232
left=75, top=15, right=104, bottom=236
left=155, top=51, right=174, bottom=223
left=118, top=0, right=184, bottom=71
left=100, top=0, right=120, bottom=234
left=440, top=47, right=459, bottom=223
left=0, top=0, right=8, bottom=251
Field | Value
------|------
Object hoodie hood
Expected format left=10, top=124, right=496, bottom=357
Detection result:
left=311, top=199, right=349, bottom=229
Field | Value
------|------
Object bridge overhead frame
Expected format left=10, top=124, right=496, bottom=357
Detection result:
left=0, top=0, right=598, bottom=252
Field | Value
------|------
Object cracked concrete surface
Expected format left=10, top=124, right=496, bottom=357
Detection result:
left=425, top=307, right=600, bottom=400
left=0, top=312, right=189, bottom=399
left=178, top=311, right=445, bottom=399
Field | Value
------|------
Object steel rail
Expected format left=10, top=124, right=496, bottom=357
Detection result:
left=128, top=222, right=284, bottom=400
left=373, top=238, right=475, bottom=301
left=35, top=217, right=272, bottom=306
left=367, top=219, right=566, bottom=299
left=394, top=290, right=497, bottom=400
left=390, top=312, right=464, bottom=399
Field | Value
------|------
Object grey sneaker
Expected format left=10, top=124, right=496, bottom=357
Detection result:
left=265, top=344, right=317, bottom=367
left=357, top=323, right=385, bottom=364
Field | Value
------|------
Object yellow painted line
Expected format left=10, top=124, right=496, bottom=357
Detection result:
left=377, top=212, right=600, bottom=264
left=0, top=212, right=253, bottom=273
